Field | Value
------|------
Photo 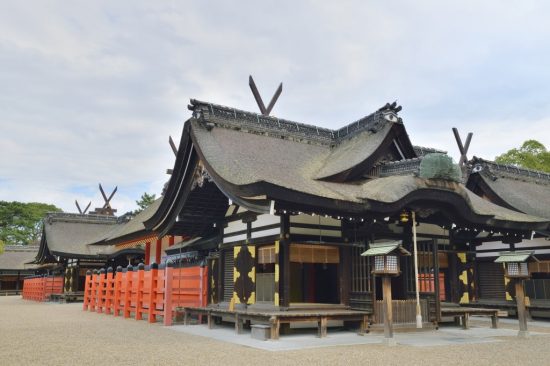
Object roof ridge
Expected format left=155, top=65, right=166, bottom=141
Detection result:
left=472, top=156, right=550, bottom=183
left=45, top=212, right=119, bottom=224
left=189, top=99, right=397, bottom=146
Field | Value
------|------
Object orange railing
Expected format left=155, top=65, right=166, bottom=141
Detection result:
left=22, top=275, right=64, bottom=301
left=83, top=263, right=208, bottom=326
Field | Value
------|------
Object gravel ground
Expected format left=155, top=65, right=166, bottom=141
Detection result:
left=1, top=296, right=550, bottom=366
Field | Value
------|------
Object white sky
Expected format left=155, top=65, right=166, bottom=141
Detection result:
left=1, top=1, right=549, bottom=213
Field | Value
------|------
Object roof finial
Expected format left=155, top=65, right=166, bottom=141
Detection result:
left=90, top=184, right=117, bottom=215
left=452, top=127, right=473, bottom=182
left=75, top=200, right=91, bottom=214
left=249, top=75, right=283, bottom=116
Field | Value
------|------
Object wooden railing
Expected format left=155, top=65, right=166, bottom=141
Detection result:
left=22, top=275, right=64, bottom=302
left=373, top=299, right=429, bottom=324
left=82, top=263, right=208, bottom=326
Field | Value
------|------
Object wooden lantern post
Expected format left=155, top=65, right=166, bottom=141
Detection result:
left=362, top=241, right=411, bottom=346
left=495, top=251, right=537, bottom=338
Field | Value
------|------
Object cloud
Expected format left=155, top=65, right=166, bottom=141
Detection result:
left=0, top=1, right=549, bottom=213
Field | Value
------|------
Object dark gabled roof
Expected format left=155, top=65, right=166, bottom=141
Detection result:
left=145, top=100, right=550, bottom=236
left=0, top=246, right=39, bottom=272
left=467, top=157, right=550, bottom=220
left=35, top=213, right=119, bottom=262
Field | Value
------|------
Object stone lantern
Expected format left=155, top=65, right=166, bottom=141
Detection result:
left=495, top=251, right=538, bottom=338
left=362, top=241, right=411, bottom=345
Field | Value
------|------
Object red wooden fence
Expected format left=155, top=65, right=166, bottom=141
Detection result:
left=83, top=263, right=208, bottom=326
left=22, top=275, right=64, bottom=301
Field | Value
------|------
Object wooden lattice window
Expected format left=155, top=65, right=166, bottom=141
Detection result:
left=289, top=244, right=339, bottom=263
left=258, top=245, right=276, bottom=264
left=351, top=246, right=371, bottom=293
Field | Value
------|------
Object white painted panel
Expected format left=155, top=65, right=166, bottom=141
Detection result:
left=223, top=234, right=247, bottom=244
left=290, top=214, right=340, bottom=227
left=289, top=227, right=341, bottom=237
left=516, top=238, right=550, bottom=249
left=251, top=228, right=281, bottom=239
left=224, top=220, right=247, bottom=235
left=252, top=214, right=280, bottom=229
left=476, top=252, right=500, bottom=258
left=476, top=242, right=509, bottom=251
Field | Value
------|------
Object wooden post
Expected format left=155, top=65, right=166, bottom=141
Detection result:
left=515, top=279, right=529, bottom=338
left=83, top=270, right=92, bottom=311
left=148, top=263, right=158, bottom=323
left=382, top=276, right=395, bottom=345
left=90, top=271, right=98, bottom=311
left=113, top=266, right=123, bottom=316
left=433, top=239, right=441, bottom=323
left=136, top=263, right=145, bottom=321
left=97, top=269, right=105, bottom=314
left=163, top=263, right=174, bottom=326
left=280, top=214, right=290, bottom=308
left=123, top=265, right=133, bottom=318
left=105, top=267, right=114, bottom=315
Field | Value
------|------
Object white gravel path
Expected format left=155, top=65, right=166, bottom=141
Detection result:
left=1, top=296, right=550, bottom=366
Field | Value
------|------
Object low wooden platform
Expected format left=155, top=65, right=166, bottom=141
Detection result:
left=50, top=292, right=84, bottom=303
left=441, top=306, right=499, bottom=329
left=177, top=306, right=370, bottom=340
left=470, top=299, right=550, bottom=318
left=0, top=290, right=21, bottom=296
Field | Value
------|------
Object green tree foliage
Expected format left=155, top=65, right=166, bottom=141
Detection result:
left=134, top=192, right=156, bottom=214
left=495, top=140, right=550, bottom=173
left=0, top=201, right=62, bottom=245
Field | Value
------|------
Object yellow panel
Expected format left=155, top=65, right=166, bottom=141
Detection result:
left=274, top=292, right=279, bottom=306
left=457, top=252, right=466, bottom=263
left=234, top=246, right=241, bottom=258
left=504, top=275, right=513, bottom=301
left=460, top=292, right=470, bottom=304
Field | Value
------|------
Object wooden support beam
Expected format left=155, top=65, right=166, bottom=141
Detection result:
left=516, top=280, right=529, bottom=338
left=383, top=276, right=394, bottom=340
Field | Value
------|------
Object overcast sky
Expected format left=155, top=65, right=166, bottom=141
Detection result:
left=1, top=1, right=549, bottom=214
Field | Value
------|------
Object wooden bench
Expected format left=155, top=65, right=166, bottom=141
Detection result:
left=0, top=290, right=21, bottom=296
left=441, top=307, right=499, bottom=329
left=177, top=306, right=370, bottom=340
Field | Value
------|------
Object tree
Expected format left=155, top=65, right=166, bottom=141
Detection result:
left=134, top=192, right=156, bottom=214
left=0, top=201, right=62, bottom=245
left=495, top=140, right=550, bottom=173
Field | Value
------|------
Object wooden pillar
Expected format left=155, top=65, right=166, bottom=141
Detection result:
left=449, top=253, right=459, bottom=303
left=515, top=280, right=529, bottom=338
left=145, top=242, right=151, bottom=265
left=163, top=263, right=174, bottom=326
left=433, top=240, right=441, bottom=323
left=382, top=276, right=395, bottom=344
left=280, top=214, right=291, bottom=308
left=155, top=239, right=162, bottom=264
left=340, top=246, right=350, bottom=306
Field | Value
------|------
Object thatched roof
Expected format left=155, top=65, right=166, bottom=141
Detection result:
left=35, top=213, right=119, bottom=262
left=467, top=157, right=550, bottom=220
left=145, top=100, right=550, bottom=236
left=0, top=246, right=39, bottom=272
